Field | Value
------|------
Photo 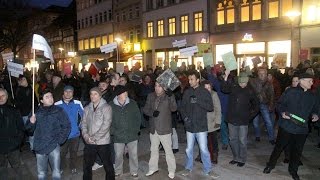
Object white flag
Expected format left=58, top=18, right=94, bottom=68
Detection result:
left=32, top=34, right=54, bottom=63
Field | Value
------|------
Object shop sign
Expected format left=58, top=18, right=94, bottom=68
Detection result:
left=179, top=46, right=198, bottom=57
left=172, top=39, right=187, bottom=48
left=100, top=42, right=117, bottom=53
left=242, top=33, right=253, bottom=41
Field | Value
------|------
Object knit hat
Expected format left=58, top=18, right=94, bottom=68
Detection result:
left=64, top=85, right=74, bottom=91
left=238, top=72, right=249, bottom=83
left=114, top=85, right=128, bottom=96
left=89, top=87, right=102, bottom=96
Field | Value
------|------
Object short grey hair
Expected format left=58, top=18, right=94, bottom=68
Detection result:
left=0, top=88, right=8, bottom=97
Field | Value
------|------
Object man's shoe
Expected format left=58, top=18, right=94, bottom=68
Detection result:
left=229, top=160, right=238, bottom=165
left=168, top=172, right=175, bottom=179
left=237, top=162, right=245, bottom=167
left=131, top=173, right=138, bottom=178
left=92, top=163, right=103, bottom=171
left=172, top=149, right=179, bottom=154
left=205, top=171, right=220, bottom=179
left=290, top=172, right=300, bottom=180
left=255, top=137, right=261, bottom=142
left=269, top=140, right=276, bottom=145
left=263, top=166, right=273, bottom=174
left=283, top=159, right=289, bottom=163
left=71, top=168, right=77, bottom=174
left=222, top=144, right=228, bottom=150
left=180, top=169, right=191, bottom=176
left=145, top=170, right=158, bottom=176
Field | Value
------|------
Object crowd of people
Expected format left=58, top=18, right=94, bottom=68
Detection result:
left=0, top=59, right=320, bottom=180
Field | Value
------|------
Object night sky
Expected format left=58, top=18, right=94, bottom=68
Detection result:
left=29, top=0, right=73, bottom=8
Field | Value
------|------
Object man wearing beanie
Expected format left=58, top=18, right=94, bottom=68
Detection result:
left=110, top=85, right=141, bottom=178
left=263, top=73, right=319, bottom=180
left=82, top=87, right=115, bottom=180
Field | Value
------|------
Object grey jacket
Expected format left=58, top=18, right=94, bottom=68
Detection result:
left=143, top=92, right=177, bottom=135
left=207, top=91, right=221, bottom=132
left=81, top=98, right=112, bottom=145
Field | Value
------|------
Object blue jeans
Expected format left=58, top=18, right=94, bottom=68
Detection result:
left=22, top=116, right=34, bottom=150
left=185, top=131, right=212, bottom=174
left=36, top=145, right=61, bottom=180
left=253, top=104, right=275, bottom=141
left=220, top=114, right=229, bottom=145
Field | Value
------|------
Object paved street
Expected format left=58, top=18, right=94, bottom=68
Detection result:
left=6, top=123, right=320, bottom=180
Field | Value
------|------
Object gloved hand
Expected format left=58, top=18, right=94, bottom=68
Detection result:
left=153, top=110, right=160, bottom=117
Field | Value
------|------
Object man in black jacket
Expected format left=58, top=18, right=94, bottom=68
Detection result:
left=179, top=71, right=219, bottom=179
left=0, top=88, right=25, bottom=179
left=263, top=73, right=319, bottom=180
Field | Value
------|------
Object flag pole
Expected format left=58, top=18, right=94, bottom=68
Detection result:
left=7, top=70, right=14, bottom=101
left=32, top=49, right=35, bottom=115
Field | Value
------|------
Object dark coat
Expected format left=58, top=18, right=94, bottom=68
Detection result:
left=221, top=81, right=260, bottom=126
left=179, top=86, right=213, bottom=133
left=26, top=105, right=71, bottom=154
left=143, top=92, right=177, bottom=135
left=52, top=82, right=65, bottom=102
left=15, top=85, right=38, bottom=116
left=0, top=104, right=24, bottom=154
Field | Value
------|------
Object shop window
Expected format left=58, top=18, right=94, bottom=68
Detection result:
left=252, top=0, right=261, bottom=20
left=95, top=36, right=101, bottom=47
left=181, top=15, right=188, bottom=33
left=241, top=0, right=249, bottom=22
left=216, top=44, right=233, bottom=62
left=194, top=12, right=203, bottom=32
left=78, top=40, right=84, bottom=50
left=168, top=17, right=176, bottom=35
left=217, top=3, right=224, bottom=25
left=109, top=34, right=114, bottom=43
left=268, top=40, right=291, bottom=68
left=102, top=35, right=108, bottom=45
left=281, top=0, right=292, bottom=16
left=84, top=39, right=89, bottom=50
left=147, top=22, right=153, bottom=37
left=157, top=19, right=164, bottom=36
left=269, top=0, right=279, bottom=19
left=90, top=38, right=95, bottom=49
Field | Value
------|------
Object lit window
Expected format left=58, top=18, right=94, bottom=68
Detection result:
left=194, top=12, right=203, bottom=32
left=78, top=40, right=84, bottom=50
left=157, top=20, right=164, bottom=36
left=90, top=38, right=95, bottom=49
left=269, top=1, right=279, bottom=19
left=226, top=1, right=234, bottom=24
left=181, top=15, right=188, bottom=33
left=84, top=39, right=89, bottom=50
left=217, top=2, right=224, bottom=25
left=147, top=22, right=153, bottom=37
left=241, top=4, right=249, bottom=22
left=281, top=0, right=292, bottom=16
left=109, top=34, right=113, bottom=43
left=168, top=17, right=176, bottom=35
left=95, top=36, right=101, bottom=47
left=102, top=35, right=108, bottom=45
left=252, top=1, right=261, bottom=20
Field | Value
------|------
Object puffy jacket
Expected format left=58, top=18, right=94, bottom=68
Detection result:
left=143, top=92, right=177, bottom=135
left=179, top=86, right=213, bottom=133
left=26, top=105, right=71, bottom=154
left=82, top=98, right=112, bottom=145
left=0, top=104, right=24, bottom=154
left=110, top=97, right=141, bottom=143
left=55, top=99, right=84, bottom=139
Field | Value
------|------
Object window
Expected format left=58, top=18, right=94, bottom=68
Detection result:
left=104, top=11, right=107, bottom=22
left=122, top=11, right=126, bottom=21
left=137, top=30, right=141, bottom=42
left=85, top=17, right=88, bottom=27
left=89, top=16, right=93, bottom=25
left=84, top=39, right=89, bottom=49
left=168, top=17, right=176, bottom=35
left=116, top=13, right=120, bottom=22
left=102, top=35, right=108, bottom=45
left=81, top=19, right=84, bottom=28
left=168, top=0, right=175, bottom=5
left=241, top=0, right=249, bottom=22
left=226, top=1, right=234, bottom=24
left=217, top=3, right=224, bottom=25
left=78, top=40, right=84, bottom=50
left=99, top=12, right=103, bottom=23
left=194, top=12, right=203, bottom=32
left=147, top=21, right=153, bottom=37
left=135, top=6, right=140, bottom=18
left=269, top=0, right=279, bottom=19
left=282, top=0, right=292, bottom=16
left=157, top=0, right=164, bottom=8
left=181, top=15, right=188, bottom=33
left=129, top=31, right=134, bottom=43
left=90, top=38, right=95, bottom=49
left=109, top=34, right=114, bottom=43
left=108, top=10, right=112, bottom=21
left=77, top=20, right=80, bottom=29
left=157, top=20, right=164, bottom=36
left=146, top=0, right=153, bottom=10
left=96, top=36, right=101, bottom=47
left=95, top=14, right=98, bottom=24
left=252, top=0, right=261, bottom=20
left=129, top=9, right=133, bottom=20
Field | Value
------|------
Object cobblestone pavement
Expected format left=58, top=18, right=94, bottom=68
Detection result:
left=5, top=123, right=320, bottom=180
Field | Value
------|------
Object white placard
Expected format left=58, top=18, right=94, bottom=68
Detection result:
left=179, top=46, right=198, bottom=57
left=7, top=62, right=24, bottom=76
left=100, top=42, right=117, bottom=53
left=32, top=34, right=54, bottom=63
left=116, top=62, right=124, bottom=74
left=172, top=39, right=187, bottom=48
left=1, top=52, right=14, bottom=61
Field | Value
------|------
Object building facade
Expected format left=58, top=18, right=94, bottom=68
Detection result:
left=142, top=0, right=209, bottom=69
left=210, top=0, right=301, bottom=68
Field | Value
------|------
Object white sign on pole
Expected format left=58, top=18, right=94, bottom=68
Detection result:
left=1, top=52, right=14, bottom=61
left=179, top=46, right=198, bottom=57
left=100, top=42, right=117, bottom=53
left=32, top=34, right=54, bottom=63
left=172, top=39, right=187, bottom=48
left=7, top=62, right=24, bottom=77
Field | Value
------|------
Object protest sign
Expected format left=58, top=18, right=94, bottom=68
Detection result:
left=221, top=51, right=237, bottom=71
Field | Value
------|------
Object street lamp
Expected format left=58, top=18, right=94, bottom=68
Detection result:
left=115, top=37, right=123, bottom=62
left=286, top=10, right=301, bottom=67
